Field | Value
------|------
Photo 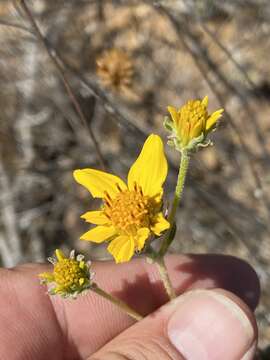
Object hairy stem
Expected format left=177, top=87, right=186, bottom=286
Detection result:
left=90, top=283, right=143, bottom=321
left=169, top=151, right=190, bottom=224
left=159, top=151, right=190, bottom=256
left=155, top=257, right=176, bottom=300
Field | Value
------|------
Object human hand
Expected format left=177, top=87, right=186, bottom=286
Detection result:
left=0, top=254, right=259, bottom=359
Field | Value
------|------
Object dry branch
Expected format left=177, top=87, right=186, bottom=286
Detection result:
left=19, top=0, right=107, bottom=170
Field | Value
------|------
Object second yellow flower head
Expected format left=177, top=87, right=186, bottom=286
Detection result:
left=166, top=96, right=223, bottom=152
left=73, top=134, right=170, bottom=263
left=39, top=249, right=93, bottom=298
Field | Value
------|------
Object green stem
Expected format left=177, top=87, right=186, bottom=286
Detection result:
left=148, top=152, right=190, bottom=300
left=90, top=283, right=143, bottom=321
left=155, top=256, right=176, bottom=300
left=159, top=151, right=190, bottom=256
left=169, top=151, right=190, bottom=224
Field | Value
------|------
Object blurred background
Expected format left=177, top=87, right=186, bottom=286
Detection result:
left=0, top=0, right=270, bottom=356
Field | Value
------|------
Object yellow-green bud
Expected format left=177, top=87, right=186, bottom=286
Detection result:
left=39, top=249, right=94, bottom=298
left=165, top=96, right=223, bottom=152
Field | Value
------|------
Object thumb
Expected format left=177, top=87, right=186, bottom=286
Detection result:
left=90, top=289, right=257, bottom=360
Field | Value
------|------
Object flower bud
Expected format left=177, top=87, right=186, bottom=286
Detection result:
left=39, top=249, right=94, bottom=298
left=165, top=96, right=223, bottom=152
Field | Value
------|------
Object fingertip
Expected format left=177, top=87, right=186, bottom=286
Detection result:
left=167, top=289, right=257, bottom=360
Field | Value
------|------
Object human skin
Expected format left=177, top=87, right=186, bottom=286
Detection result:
left=0, top=254, right=260, bottom=359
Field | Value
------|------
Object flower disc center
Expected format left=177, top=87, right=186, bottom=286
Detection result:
left=54, top=259, right=85, bottom=289
left=104, top=185, right=153, bottom=234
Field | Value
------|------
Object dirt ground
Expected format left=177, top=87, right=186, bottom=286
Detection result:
left=1, top=0, right=270, bottom=356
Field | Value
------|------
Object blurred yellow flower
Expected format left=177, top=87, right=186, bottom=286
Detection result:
left=39, top=249, right=93, bottom=298
left=73, top=134, right=170, bottom=263
left=96, top=49, right=133, bottom=92
left=166, top=96, right=223, bottom=152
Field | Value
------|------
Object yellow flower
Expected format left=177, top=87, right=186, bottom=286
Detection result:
left=165, top=96, right=223, bottom=152
left=73, top=134, right=170, bottom=263
left=96, top=49, right=134, bottom=92
left=39, top=249, right=94, bottom=298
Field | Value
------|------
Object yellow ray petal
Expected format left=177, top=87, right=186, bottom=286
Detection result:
left=190, top=120, right=203, bottom=139
left=39, top=272, right=55, bottom=282
left=107, top=235, right=135, bottom=263
left=167, top=106, right=179, bottom=125
left=127, top=134, right=168, bottom=197
left=201, top=95, right=209, bottom=107
left=206, top=109, right=224, bottom=132
left=151, top=212, right=170, bottom=236
left=73, top=169, right=127, bottom=199
left=136, top=227, right=150, bottom=251
left=80, top=225, right=116, bottom=243
left=81, top=210, right=108, bottom=225
left=55, top=249, right=66, bottom=261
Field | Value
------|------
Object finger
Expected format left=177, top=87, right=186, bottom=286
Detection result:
left=1, top=254, right=259, bottom=359
left=91, top=289, right=257, bottom=360
left=0, top=266, right=65, bottom=360
left=52, top=254, right=259, bottom=358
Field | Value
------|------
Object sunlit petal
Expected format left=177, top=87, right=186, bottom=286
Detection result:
left=206, top=109, right=224, bottom=132
left=201, top=95, right=209, bottom=107
left=167, top=106, right=179, bottom=125
left=80, top=225, right=116, bottom=243
left=127, top=134, right=168, bottom=197
left=190, top=120, right=203, bottom=139
left=136, top=228, right=150, bottom=251
left=73, top=169, right=127, bottom=199
left=81, top=210, right=108, bottom=225
left=107, top=236, right=135, bottom=263
left=151, top=213, right=170, bottom=236
left=55, top=249, right=66, bottom=262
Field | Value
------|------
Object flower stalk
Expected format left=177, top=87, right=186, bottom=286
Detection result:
left=169, top=151, right=190, bottom=225
left=159, top=151, right=190, bottom=257
left=153, top=96, right=222, bottom=299
left=90, top=283, right=143, bottom=321
left=155, top=256, right=176, bottom=300
left=152, top=151, right=190, bottom=300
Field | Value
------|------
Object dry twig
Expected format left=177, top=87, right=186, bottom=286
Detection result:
left=18, top=0, right=106, bottom=170
left=150, top=0, right=270, bottom=217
